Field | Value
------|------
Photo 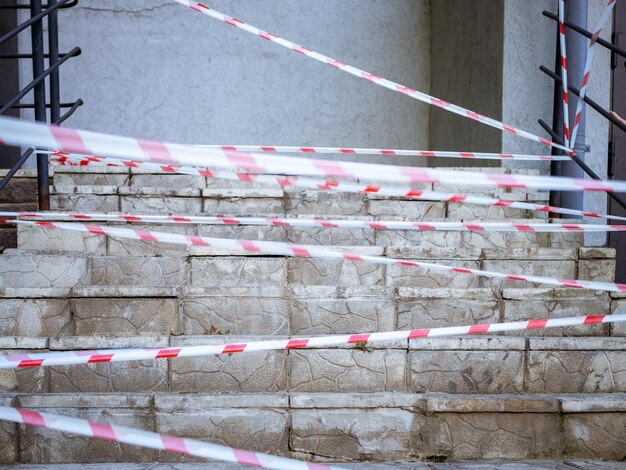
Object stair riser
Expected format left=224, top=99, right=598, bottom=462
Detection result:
left=2, top=344, right=626, bottom=394
left=0, top=257, right=608, bottom=288
left=48, top=192, right=549, bottom=220
left=0, top=292, right=617, bottom=337
left=18, top=224, right=585, bottom=254
left=0, top=393, right=624, bottom=463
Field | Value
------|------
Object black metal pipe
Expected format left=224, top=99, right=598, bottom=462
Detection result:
left=48, top=0, right=61, bottom=123
left=3, top=102, right=82, bottom=109
left=0, top=1, right=77, bottom=8
left=30, top=0, right=50, bottom=211
left=0, top=99, right=82, bottom=195
left=0, top=51, right=79, bottom=59
left=0, top=149, right=34, bottom=193
left=55, top=99, right=83, bottom=125
left=540, top=65, right=626, bottom=133
left=0, top=0, right=73, bottom=46
left=0, top=47, right=80, bottom=115
left=539, top=118, right=626, bottom=212
left=543, top=10, right=626, bottom=59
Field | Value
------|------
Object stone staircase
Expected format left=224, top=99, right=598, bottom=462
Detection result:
left=0, top=165, right=625, bottom=465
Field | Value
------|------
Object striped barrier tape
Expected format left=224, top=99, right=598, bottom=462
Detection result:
left=558, top=0, right=571, bottom=148
left=47, top=153, right=626, bottom=223
left=190, top=145, right=567, bottom=162
left=2, top=217, right=626, bottom=293
left=4, top=210, right=626, bottom=233
left=0, top=406, right=341, bottom=470
left=0, top=116, right=622, bottom=191
left=2, top=312, right=625, bottom=369
left=569, top=0, right=618, bottom=147
left=173, top=0, right=571, bottom=154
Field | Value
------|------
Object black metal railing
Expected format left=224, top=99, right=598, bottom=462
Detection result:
left=0, top=0, right=81, bottom=210
left=541, top=9, right=626, bottom=214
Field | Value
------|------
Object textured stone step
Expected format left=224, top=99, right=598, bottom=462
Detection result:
left=16, top=218, right=585, bottom=256
left=0, top=247, right=614, bottom=289
left=2, top=336, right=626, bottom=394
left=0, top=286, right=619, bottom=338
left=6, top=462, right=626, bottom=470
left=1, top=392, right=625, bottom=463
left=49, top=185, right=548, bottom=220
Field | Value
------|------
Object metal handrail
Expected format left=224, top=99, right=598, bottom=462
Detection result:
left=0, top=0, right=75, bottom=45
left=0, top=0, right=81, bottom=210
left=542, top=10, right=626, bottom=59
left=0, top=47, right=80, bottom=115
left=0, top=99, right=83, bottom=193
left=540, top=65, right=626, bottom=134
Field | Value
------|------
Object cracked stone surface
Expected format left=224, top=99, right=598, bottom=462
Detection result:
left=0, top=255, right=88, bottom=288
left=367, top=200, right=445, bottom=219
left=288, top=349, right=406, bottom=392
left=0, top=299, right=71, bottom=336
left=578, top=259, right=616, bottom=283
left=171, top=351, right=288, bottom=393
left=89, top=257, right=186, bottom=287
left=409, top=351, right=524, bottom=394
left=286, top=191, right=366, bottom=216
left=51, top=194, right=120, bottom=212
left=564, top=413, right=626, bottom=460
left=286, top=226, right=375, bottom=246
left=288, top=258, right=385, bottom=286
left=197, top=225, right=286, bottom=243
left=53, top=172, right=129, bottom=187
left=423, top=412, right=561, bottom=460
left=121, top=196, right=202, bottom=215
left=49, top=360, right=168, bottom=393
left=387, top=261, right=481, bottom=289
left=291, top=408, right=420, bottom=460
left=129, top=174, right=206, bottom=189
left=0, top=354, right=47, bottom=392
left=108, top=224, right=196, bottom=257
left=446, top=202, right=547, bottom=220
left=527, top=351, right=626, bottom=393
left=181, top=295, right=289, bottom=335
left=480, top=260, right=576, bottom=289
left=18, top=225, right=107, bottom=256
left=155, top=409, right=289, bottom=462
left=190, top=258, right=287, bottom=286
left=72, top=298, right=179, bottom=336
left=290, top=295, right=395, bottom=335
left=203, top=196, right=284, bottom=216
left=19, top=408, right=155, bottom=463
left=504, top=292, right=610, bottom=336
left=397, top=294, right=499, bottom=329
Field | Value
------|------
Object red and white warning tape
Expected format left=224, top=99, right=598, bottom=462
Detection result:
left=558, top=0, right=571, bottom=148
left=191, top=145, right=566, bottom=162
left=569, top=0, right=617, bottom=147
left=2, top=217, right=625, bottom=293
left=0, top=117, right=621, bottom=191
left=0, top=406, right=340, bottom=470
left=1, top=313, right=624, bottom=369
left=4, top=210, right=626, bottom=233
left=173, top=0, right=571, bottom=154
left=48, top=153, right=626, bottom=223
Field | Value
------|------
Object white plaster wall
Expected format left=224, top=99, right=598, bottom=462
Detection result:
left=21, top=0, right=431, bottom=165
left=502, top=0, right=556, bottom=169
left=583, top=0, right=613, bottom=246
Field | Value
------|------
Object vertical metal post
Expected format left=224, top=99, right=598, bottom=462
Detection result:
left=550, top=27, right=565, bottom=210
left=48, top=0, right=61, bottom=123
left=30, top=0, right=50, bottom=210
left=560, top=0, right=588, bottom=216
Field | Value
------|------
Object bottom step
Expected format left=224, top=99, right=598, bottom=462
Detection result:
left=0, top=393, right=625, bottom=463
left=3, top=461, right=626, bottom=469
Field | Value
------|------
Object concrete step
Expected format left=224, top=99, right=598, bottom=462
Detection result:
left=2, top=336, right=626, bottom=394
left=6, top=462, right=626, bottom=470
left=0, top=286, right=620, bottom=338
left=16, top=218, right=585, bottom=255
left=0, top=248, right=613, bottom=289
left=48, top=185, right=548, bottom=220
left=0, top=392, right=625, bottom=463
